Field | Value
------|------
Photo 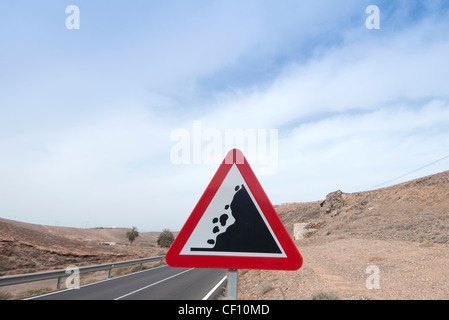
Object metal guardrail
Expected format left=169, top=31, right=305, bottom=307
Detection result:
left=0, top=255, right=165, bottom=289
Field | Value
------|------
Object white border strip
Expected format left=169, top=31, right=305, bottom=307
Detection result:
left=202, top=275, right=227, bottom=300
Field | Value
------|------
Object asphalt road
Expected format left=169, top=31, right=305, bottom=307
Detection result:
left=29, top=266, right=227, bottom=300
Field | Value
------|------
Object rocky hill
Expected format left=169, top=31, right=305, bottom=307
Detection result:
left=238, top=170, right=449, bottom=300
left=276, top=169, right=449, bottom=244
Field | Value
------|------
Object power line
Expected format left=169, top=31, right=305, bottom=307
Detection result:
left=367, top=154, right=449, bottom=191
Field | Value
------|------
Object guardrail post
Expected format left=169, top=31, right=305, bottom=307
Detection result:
left=56, top=276, right=61, bottom=290
left=108, top=267, right=112, bottom=279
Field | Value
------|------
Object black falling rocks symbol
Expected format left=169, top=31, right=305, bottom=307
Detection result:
left=191, top=184, right=281, bottom=254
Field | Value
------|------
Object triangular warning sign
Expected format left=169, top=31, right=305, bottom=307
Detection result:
left=166, top=149, right=303, bottom=270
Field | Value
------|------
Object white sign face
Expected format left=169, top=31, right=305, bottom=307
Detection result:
left=179, top=164, right=286, bottom=257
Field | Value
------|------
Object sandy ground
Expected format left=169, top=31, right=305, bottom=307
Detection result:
left=238, top=235, right=449, bottom=300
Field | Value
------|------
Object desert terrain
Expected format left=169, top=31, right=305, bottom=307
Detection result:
left=0, top=219, right=172, bottom=298
left=239, top=170, right=449, bottom=300
left=0, top=220, right=168, bottom=277
left=1, top=170, right=449, bottom=300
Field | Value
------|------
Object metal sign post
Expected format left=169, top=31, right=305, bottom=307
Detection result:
left=227, top=269, right=238, bottom=300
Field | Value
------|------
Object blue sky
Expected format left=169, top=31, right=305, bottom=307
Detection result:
left=1, top=1, right=449, bottom=231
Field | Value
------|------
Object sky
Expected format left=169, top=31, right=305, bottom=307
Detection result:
left=1, top=1, right=449, bottom=231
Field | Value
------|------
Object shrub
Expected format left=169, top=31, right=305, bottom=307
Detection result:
left=312, top=291, right=341, bottom=300
left=126, top=227, right=139, bottom=246
left=258, top=281, right=274, bottom=295
left=157, top=229, right=175, bottom=248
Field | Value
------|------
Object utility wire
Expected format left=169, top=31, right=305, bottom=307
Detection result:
left=367, top=153, right=449, bottom=191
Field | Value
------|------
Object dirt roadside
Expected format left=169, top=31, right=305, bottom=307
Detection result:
left=239, top=170, right=449, bottom=300
left=239, top=235, right=449, bottom=300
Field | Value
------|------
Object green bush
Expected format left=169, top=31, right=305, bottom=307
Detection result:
left=126, top=227, right=139, bottom=246
left=157, top=229, right=174, bottom=248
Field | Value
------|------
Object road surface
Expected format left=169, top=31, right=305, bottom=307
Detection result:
left=29, top=265, right=227, bottom=300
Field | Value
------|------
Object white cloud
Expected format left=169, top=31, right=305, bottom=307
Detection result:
left=190, top=12, right=449, bottom=205
left=206, top=19, right=449, bottom=130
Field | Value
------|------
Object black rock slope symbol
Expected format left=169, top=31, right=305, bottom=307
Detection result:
left=191, top=184, right=281, bottom=254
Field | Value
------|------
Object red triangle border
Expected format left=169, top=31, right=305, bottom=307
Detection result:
left=166, top=149, right=303, bottom=270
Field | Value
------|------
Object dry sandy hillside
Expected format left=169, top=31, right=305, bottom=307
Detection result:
left=1, top=170, right=449, bottom=300
left=239, top=170, right=449, bottom=300
left=0, top=219, right=168, bottom=276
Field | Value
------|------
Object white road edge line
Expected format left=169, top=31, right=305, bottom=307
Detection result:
left=114, top=268, right=195, bottom=300
left=202, top=275, right=227, bottom=300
